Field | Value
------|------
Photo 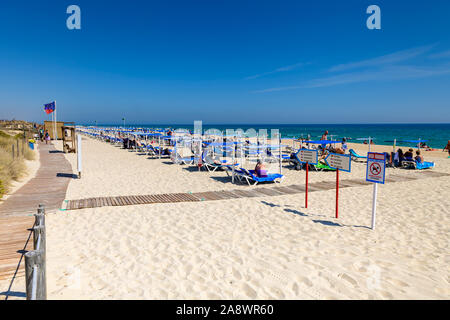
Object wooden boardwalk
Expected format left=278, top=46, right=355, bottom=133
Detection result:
left=0, top=142, right=72, bottom=289
left=0, top=142, right=72, bottom=217
left=0, top=216, right=34, bottom=281
left=65, top=170, right=449, bottom=210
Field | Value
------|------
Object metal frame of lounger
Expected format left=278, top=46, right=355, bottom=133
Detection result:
left=170, top=150, right=194, bottom=165
left=147, top=145, right=161, bottom=158
left=349, top=149, right=367, bottom=162
left=224, top=167, right=248, bottom=183
left=401, top=160, right=434, bottom=170
left=401, top=160, right=416, bottom=169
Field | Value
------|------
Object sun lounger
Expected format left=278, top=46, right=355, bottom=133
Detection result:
left=170, top=148, right=194, bottom=165
left=315, top=162, right=336, bottom=171
left=237, top=168, right=284, bottom=186
left=349, top=149, right=367, bottom=162
left=402, top=159, right=435, bottom=170
left=201, top=151, right=224, bottom=172
left=148, top=145, right=173, bottom=158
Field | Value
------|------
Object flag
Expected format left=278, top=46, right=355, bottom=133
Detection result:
left=44, top=102, right=55, bottom=114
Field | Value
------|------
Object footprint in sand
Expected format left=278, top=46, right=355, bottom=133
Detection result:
left=299, top=276, right=313, bottom=287
left=241, top=283, right=258, bottom=299
left=379, top=290, right=394, bottom=299
left=338, top=273, right=359, bottom=287
left=232, top=267, right=242, bottom=280
left=386, top=277, right=409, bottom=288
left=292, top=282, right=299, bottom=295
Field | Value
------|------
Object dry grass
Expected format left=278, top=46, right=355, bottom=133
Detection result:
left=0, top=130, right=36, bottom=198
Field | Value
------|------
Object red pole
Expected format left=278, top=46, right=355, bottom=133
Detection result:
left=336, top=169, right=339, bottom=218
left=305, top=161, right=309, bottom=208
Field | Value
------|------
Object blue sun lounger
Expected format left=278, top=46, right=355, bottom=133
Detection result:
left=148, top=145, right=173, bottom=158
left=349, top=149, right=367, bottom=162
left=238, top=168, right=284, bottom=186
left=170, top=148, right=194, bottom=164
left=402, top=159, right=435, bottom=170
left=416, top=161, right=435, bottom=170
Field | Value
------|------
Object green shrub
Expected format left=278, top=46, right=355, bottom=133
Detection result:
left=14, top=133, right=25, bottom=139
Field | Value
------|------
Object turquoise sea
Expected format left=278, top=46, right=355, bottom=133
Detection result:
left=91, top=123, right=450, bottom=149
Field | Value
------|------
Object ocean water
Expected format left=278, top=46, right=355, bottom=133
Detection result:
left=92, top=123, right=450, bottom=149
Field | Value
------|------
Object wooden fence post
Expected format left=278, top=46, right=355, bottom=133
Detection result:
left=24, top=251, right=37, bottom=300
left=37, top=225, right=46, bottom=299
left=36, top=204, right=45, bottom=226
left=17, top=139, right=19, bottom=158
left=12, top=144, right=15, bottom=160
left=24, top=250, right=45, bottom=300
left=27, top=205, right=47, bottom=300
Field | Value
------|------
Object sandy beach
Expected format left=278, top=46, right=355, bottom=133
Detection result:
left=36, top=136, right=450, bottom=299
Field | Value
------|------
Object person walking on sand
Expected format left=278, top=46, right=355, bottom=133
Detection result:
left=442, top=140, right=450, bottom=158
left=44, top=130, right=50, bottom=144
left=320, top=130, right=329, bottom=150
left=444, top=140, right=450, bottom=157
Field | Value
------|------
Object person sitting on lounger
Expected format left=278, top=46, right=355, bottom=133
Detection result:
left=135, top=139, right=142, bottom=148
left=206, top=154, right=222, bottom=165
left=415, top=150, right=424, bottom=163
left=254, top=159, right=268, bottom=177
left=394, top=148, right=404, bottom=167
left=332, top=143, right=345, bottom=154
left=404, top=148, right=414, bottom=160
left=318, top=150, right=328, bottom=165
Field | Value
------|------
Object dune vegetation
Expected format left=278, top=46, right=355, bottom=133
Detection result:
left=0, top=130, right=36, bottom=198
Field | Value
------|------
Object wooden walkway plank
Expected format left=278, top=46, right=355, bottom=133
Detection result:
left=0, top=142, right=72, bottom=217
left=0, top=141, right=72, bottom=285
left=61, top=169, right=447, bottom=211
left=0, top=216, right=34, bottom=281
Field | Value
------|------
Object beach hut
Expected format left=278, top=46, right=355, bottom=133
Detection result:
left=62, top=124, right=77, bottom=153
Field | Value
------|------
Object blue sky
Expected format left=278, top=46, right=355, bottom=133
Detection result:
left=0, top=0, right=449, bottom=124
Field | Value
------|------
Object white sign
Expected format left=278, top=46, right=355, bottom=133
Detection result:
left=366, top=152, right=386, bottom=184
left=77, top=134, right=82, bottom=178
left=366, top=152, right=386, bottom=230
left=296, top=149, right=318, bottom=165
left=325, top=153, right=351, bottom=172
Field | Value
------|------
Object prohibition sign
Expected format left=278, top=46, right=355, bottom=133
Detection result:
left=370, top=162, right=381, bottom=176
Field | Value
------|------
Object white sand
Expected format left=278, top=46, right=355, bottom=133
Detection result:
left=43, top=137, right=450, bottom=299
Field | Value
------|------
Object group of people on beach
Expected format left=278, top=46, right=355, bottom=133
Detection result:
left=38, top=128, right=51, bottom=144
left=393, top=148, right=424, bottom=166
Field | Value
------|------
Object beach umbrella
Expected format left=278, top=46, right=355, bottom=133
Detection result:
left=385, top=139, right=428, bottom=150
